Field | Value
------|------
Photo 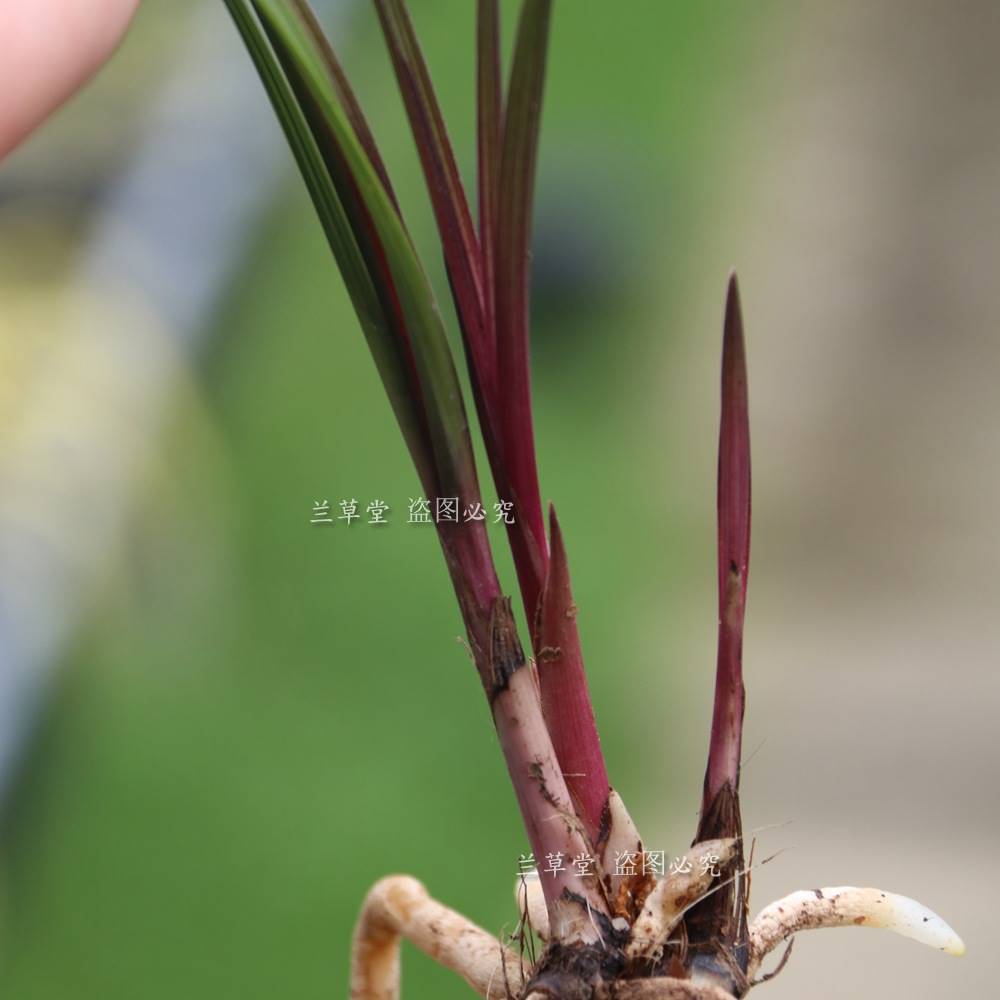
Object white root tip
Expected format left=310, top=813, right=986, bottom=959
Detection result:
left=748, top=885, right=965, bottom=976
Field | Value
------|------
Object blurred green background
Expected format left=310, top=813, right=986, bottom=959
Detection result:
left=1, top=2, right=996, bottom=999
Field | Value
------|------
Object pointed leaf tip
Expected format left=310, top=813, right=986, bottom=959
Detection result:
left=720, top=271, right=750, bottom=602
left=537, top=503, right=609, bottom=844
left=702, top=272, right=752, bottom=807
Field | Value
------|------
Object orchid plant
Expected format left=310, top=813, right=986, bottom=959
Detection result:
left=222, top=2, right=965, bottom=997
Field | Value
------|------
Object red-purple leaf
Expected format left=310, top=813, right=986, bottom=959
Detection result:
left=477, top=0, right=502, bottom=355
left=233, top=2, right=608, bottom=930
left=685, top=272, right=751, bottom=987
left=375, top=1, right=553, bottom=648
left=536, top=505, right=610, bottom=845
left=495, top=0, right=552, bottom=617
left=374, top=0, right=489, bottom=387
left=254, top=0, right=501, bottom=660
left=288, top=0, right=400, bottom=212
left=704, top=270, right=751, bottom=805
left=224, top=0, right=433, bottom=492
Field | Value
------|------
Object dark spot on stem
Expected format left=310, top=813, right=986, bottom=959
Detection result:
left=528, top=760, right=561, bottom=809
left=596, top=796, right=613, bottom=853
left=487, top=596, right=526, bottom=702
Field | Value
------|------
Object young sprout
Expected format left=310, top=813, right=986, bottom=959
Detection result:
left=627, top=839, right=739, bottom=965
left=223, top=2, right=965, bottom=997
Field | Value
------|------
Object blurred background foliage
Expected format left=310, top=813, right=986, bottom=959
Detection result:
left=1, top=2, right=997, bottom=999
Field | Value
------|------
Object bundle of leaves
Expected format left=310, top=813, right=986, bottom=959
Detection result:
left=222, top=3, right=965, bottom=998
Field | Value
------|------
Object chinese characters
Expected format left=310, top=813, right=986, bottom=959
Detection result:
left=310, top=496, right=516, bottom=525
left=515, top=850, right=722, bottom=879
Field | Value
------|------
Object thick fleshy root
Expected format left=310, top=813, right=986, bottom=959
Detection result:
left=747, top=885, right=966, bottom=980
left=354, top=875, right=965, bottom=1000
left=351, top=875, right=527, bottom=1000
